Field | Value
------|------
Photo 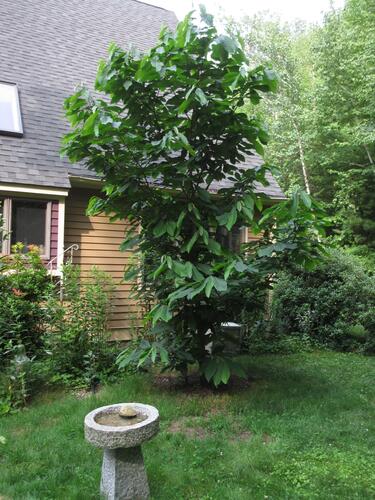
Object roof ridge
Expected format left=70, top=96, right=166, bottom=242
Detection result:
left=128, top=0, right=176, bottom=15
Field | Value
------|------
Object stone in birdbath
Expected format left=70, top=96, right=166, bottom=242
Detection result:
left=119, top=405, right=137, bottom=418
left=84, top=403, right=159, bottom=500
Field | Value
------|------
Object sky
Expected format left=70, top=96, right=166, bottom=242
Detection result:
left=146, top=0, right=346, bottom=23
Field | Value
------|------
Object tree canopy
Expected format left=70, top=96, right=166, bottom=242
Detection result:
left=228, top=0, right=375, bottom=249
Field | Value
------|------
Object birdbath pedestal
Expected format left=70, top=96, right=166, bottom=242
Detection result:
left=84, top=403, right=159, bottom=500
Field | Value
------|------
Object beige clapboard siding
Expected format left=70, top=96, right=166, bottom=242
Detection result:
left=247, top=231, right=262, bottom=242
left=64, top=188, right=141, bottom=340
left=64, top=188, right=262, bottom=341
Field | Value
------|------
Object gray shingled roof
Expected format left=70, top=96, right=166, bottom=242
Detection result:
left=209, top=154, right=285, bottom=200
left=0, top=0, right=177, bottom=188
left=0, top=0, right=284, bottom=200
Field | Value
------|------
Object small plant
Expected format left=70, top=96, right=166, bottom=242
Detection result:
left=45, top=264, right=118, bottom=389
left=0, top=343, right=40, bottom=415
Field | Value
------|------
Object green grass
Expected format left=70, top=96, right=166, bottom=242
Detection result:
left=1, top=352, right=375, bottom=499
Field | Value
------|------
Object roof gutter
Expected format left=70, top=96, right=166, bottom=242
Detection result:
left=69, top=175, right=103, bottom=189
left=0, top=183, right=69, bottom=198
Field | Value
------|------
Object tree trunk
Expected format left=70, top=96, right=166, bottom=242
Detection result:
left=197, top=325, right=210, bottom=386
left=293, top=121, right=311, bottom=194
left=364, top=144, right=374, bottom=165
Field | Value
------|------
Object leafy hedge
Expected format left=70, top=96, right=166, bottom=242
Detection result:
left=0, top=244, right=54, bottom=364
left=0, top=245, right=120, bottom=413
left=270, top=249, right=375, bottom=353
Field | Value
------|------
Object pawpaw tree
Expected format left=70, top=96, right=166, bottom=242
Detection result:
left=63, top=8, right=326, bottom=386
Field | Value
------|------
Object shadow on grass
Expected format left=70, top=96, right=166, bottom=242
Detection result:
left=148, top=353, right=336, bottom=403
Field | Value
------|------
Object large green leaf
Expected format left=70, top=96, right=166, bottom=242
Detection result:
left=182, top=231, right=199, bottom=253
left=301, top=191, right=312, bottom=209
left=195, top=88, right=208, bottom=106
left=187, top=280, right=207, bottom=299
left=172, top=260, right=193, bottom=278
left=153, top=221, right=168, bottom=237
left=119, top=235, right=140, bottom=252
left=152, top=304, right=172, bottom=324
left=204, top=276, right=215, bottom=298
left=81, top=111, right=98, bottom=136
left=212, top=276, right=227, bottom=292
left=227, top=207, right=238, bottom=231
left=207, top=238, right=222, bottom=255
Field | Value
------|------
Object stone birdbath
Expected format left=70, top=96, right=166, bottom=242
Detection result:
left=84, top=403, right=159, bottom=500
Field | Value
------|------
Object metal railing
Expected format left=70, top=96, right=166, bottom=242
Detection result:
left=47, top=243, right=79, bottom=273
left=47, top=244, right=79, bottom=301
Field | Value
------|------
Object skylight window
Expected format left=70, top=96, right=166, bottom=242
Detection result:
left=0, top=82, right=23, bottom=136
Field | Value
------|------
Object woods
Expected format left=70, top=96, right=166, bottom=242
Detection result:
left=229, top=0, right=375, bottom=254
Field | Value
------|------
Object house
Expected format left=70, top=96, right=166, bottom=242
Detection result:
left=0, top=0, right=284, bottom=340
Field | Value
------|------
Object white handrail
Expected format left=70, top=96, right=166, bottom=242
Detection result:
left=47, top=243, right=79, bottom=271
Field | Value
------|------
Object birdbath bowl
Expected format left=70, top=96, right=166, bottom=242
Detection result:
left=85, top=403, right=159, bottom=500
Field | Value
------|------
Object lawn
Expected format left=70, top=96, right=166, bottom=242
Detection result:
left=1, top=352, right=374, bottom=499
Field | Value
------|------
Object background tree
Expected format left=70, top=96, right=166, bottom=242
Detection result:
left=311, top=0, right=375, bottom=245
left=63, top=9, right=325, bottom=386
left=227, top=14, right=315, bottom=194
left=227, top=0, right=375, bottom=249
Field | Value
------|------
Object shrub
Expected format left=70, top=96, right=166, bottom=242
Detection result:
left=0, top=244, right=55, bottom=364
left=0, top=244, right=120, bottom=411
left=270, top=249, right=375, bottom=353
left=0, top=345, right=38, bottom=415
left=242, top=321, right=315, bottom=355
left=0, top=242, right=57, bottom=413
left=345, top=245, right=375, bottom=273
left=44, top=264, right=119, bottom=389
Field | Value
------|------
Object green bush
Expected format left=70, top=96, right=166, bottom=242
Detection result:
left=345, top=245, right=375, bottom=273
left=44, top=264, right=119, bottom=389
left=270, top=249, right=375, bottom=353
left=0, top=244, right=55, bottom=364
left=0, top=251, right=121, bottom=412
left=243, top=322, right=314, bottom=355
left=117, top=270, right=270, bottom=382
left=0, top=345, right=49, bottom=415
left=0, top=242, right=56, bottom=414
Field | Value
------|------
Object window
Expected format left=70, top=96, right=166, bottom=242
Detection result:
left=1, top=197, right=51, bottom=257
left=0, top=199, right=5, bottom=250
left=0, top=82, right=23, bottom=136
left=216, top=225, right=245, bottom=253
